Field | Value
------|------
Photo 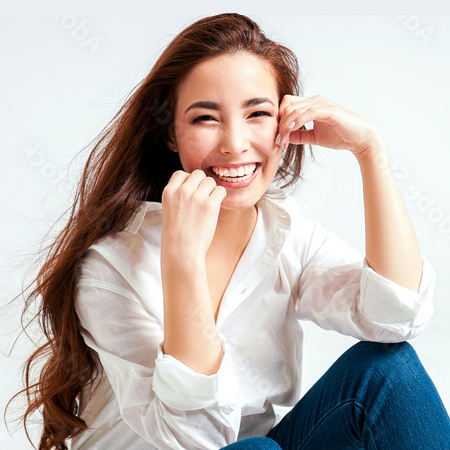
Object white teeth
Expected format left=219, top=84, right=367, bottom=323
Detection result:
left=212, top=163, right=256, bottom=178
left=211, top=163, right=257, bottom=183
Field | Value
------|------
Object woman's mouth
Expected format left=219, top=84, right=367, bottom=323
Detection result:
left=210, top=163, right=258, bottom=184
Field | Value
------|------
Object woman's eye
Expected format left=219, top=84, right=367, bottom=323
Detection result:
left=193, top=115, right=215, bottom=123
left=249, top=111, right=272, bottom=118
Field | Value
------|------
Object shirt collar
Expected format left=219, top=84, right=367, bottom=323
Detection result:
left=124, top=185, right=293, bottom=235
left=124, top=202, right=151, bottom=234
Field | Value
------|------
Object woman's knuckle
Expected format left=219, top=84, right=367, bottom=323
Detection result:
left=162, top=184, right=174, bottom=199
left=191, top=189, right=203, bottom=201
left=204, top=200, right=218, bottom=213
left=178, top=184, right=191, bottom=199
left=192, top=169, right=206, bottom=178
left=204, top=176, right=216, bottom=187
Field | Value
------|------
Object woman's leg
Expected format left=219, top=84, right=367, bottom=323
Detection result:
left=221, top=437, right=282, bottom=449
left=267, top=341, right=450, bottom=449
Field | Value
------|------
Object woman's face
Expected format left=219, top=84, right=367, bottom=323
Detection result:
left=169, top=52, right=282, bottom=211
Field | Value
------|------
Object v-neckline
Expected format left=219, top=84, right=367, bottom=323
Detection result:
left=214, top=197, right=292, bottom=330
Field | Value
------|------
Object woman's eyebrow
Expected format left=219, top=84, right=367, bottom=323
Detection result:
left=185, top=101, right=219, bottom=114
left=243, top=97, right=275, bottom=108
left=184, top=97, right=275, bottom=114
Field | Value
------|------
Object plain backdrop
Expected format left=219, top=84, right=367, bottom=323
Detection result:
left=1, top=15, right=449, bottom=448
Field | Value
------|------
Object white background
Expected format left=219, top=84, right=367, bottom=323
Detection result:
left=1, top=15, right=449, bottom=448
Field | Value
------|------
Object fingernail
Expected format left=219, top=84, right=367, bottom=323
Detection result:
left=288, top=121, right=296, bottom=129
left=275, top=133, right=281, bottom=145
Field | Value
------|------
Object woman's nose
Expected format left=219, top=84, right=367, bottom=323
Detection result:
left=219, top=123, right=250, bottom=155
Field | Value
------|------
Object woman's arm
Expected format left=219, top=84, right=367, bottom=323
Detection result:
left=161, top=169, right=227, bottom=375
left=355, top=138, right=422, bottom=292
left=161, top=250, right=224, bottom=375
left=277, top=94, right=422, bottom=292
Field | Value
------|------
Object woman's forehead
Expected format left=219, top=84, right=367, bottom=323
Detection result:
left=176, top=53, right=279, bottom=109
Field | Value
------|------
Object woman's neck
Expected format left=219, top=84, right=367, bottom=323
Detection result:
left=211, top=205, right=258, bottom=254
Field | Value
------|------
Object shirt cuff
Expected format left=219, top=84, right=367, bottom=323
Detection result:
left=359, top=255, right=436, bottom=332
left=152, top=340, right=240, bottom=413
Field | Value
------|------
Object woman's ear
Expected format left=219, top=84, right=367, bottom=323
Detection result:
left=165, top=135, right=178, bottom=153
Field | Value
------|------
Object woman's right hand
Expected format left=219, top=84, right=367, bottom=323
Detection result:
left=161, top=169, right=227, bottom=261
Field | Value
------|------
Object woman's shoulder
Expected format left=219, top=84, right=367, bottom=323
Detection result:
left=123, top=201, right=163, bottom=234
left=79, top=201, right=163, bottom=282
left=262, top=187, right=364, bottom=270
left=261, top=185, right=318, bottom=231
left=95, top=201, right=163, bottom=247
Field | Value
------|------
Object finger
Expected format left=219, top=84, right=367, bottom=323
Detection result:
left=209, top=185, right=227, bottom=205
left=278, top=94, right=306, bottom=117
left=279, top=105, right=336, bottom=148
left=278, top=95, right=322, bottom=125
left=191, top=180, right=226, bottom=216
left=279, top=95, right=329, bottom=130
left=290, top=127, right=317, bottom=146
left=167, top=170, right=190, bottom=188
left=193, top=175, right=219, bottom=198
left=277, top=95, right=321, bottom=148
left=179, top=169, right=207, bottom=191
left=162, top=170, right=190, bottom=203
left=163, top=169, right=206, bottom=204
left=276, top=96, right=301, bottom=147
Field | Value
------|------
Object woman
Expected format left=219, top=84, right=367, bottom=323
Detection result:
left=9, top=13, right=450, bottom=450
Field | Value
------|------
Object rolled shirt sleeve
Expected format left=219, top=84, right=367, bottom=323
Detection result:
left=358, top=254, right=435, bottom=336
left=153, top=341, right=239, bottom=413
left=296, top=220, right=436, bottom=342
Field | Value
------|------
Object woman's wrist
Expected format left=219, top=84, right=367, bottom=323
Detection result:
left=161, top=251, right=206, bottom=280
left=353, top=127, right=388, bottom=163
left=161, top=246, right=207, bottom=273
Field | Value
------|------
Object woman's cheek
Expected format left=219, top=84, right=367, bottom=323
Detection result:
left=178, top=131, right=216, bottom=171
left=177, top=128, right=207, bottom=152
left=254, top=121, right=279, bottom=147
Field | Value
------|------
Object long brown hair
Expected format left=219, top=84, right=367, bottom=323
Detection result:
left=6, top=13, right=311, bottom=449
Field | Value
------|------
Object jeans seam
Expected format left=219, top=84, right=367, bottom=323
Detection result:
left=298, top=399, right=362, bottom=450
left=354, top=401, right=378, bottom=450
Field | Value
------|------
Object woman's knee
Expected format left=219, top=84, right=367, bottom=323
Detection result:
left=221, top=437, right=282, bottom=449
left=341, top=340, right=429, bottom=394
left=348, top=341, right=421, bottom=374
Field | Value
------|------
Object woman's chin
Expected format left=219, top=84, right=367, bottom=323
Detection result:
left=219, top=192, right=261, bottom=212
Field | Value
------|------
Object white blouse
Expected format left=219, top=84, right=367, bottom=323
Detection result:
left=72, top=187, right=436, bottom=450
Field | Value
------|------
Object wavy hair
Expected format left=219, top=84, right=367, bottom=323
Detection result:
left=6, top=13, right=311, bottom=449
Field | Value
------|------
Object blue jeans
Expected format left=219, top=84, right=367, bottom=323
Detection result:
left=221, top=341, right=450, bottom=449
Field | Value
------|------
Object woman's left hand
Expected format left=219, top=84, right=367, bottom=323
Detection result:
left=277, top=94, right=385, bottom=158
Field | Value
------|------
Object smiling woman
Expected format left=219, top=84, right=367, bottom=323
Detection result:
left=7, top=13, right=450, bottom=450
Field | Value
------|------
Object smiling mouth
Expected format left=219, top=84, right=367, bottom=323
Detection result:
left=210, top=163, right=258, bottom=183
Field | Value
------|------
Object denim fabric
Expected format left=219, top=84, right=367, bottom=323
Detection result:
left=222, top=341, right=450, bottom=449
left=222, top=437, right=282, bottom=449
